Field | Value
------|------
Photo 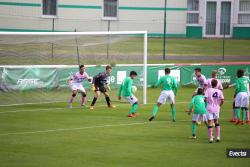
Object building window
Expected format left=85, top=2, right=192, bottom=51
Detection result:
left=238, top=0, right=250, bottom=24
left=187, top=0, right=199, bottom=24
left=42, top=0, right=57, bottom=17
left=103, top=0, right=118, bottom=19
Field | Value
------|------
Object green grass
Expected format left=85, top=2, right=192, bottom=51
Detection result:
left=0, top=87, right=249, bottom=167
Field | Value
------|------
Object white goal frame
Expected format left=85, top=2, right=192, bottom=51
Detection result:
left=0, top=31, right=148, bottom=104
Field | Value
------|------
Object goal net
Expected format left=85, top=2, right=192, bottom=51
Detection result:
left=0, top=31, right=147, bottom=106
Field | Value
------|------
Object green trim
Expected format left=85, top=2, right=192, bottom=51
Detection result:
left=0, top=2, right=187, bottom=11
left=0, top=2, right=40, bottom=7
left=0, top=28, right=186, bottom=38
left=58, top=4, right=101, bottom=9
left=119, top=6, right=187, bottom=11
left=186, top=26, right=202, bottom=38
left=233, top=27, right=250, bottom=39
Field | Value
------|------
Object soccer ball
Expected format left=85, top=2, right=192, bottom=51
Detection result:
left=132, top=86, right=137, bottom=93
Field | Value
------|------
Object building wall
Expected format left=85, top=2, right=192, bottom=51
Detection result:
left=0, top=0, right=187, bottom=37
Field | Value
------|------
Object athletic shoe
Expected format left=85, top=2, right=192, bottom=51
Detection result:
left=191, top=135, right=196, bottom=139
left=90, top=106, right=94, bottom=110
left=127, top=114, right=134, bottom=117
left=216, top=137, right=220, bottom=143
left=148, top=116, right=155, bottom=121
left=108, top=105, right=116, bottom=108
left=235, top=120, right=241, bottom=125
left=241, top=121, right=245, bottom=125
left=132, top=113, right=139, bottom=117
left=230, top=118, right=236, bottom=123
left=209, top=138, right=213, bottom=143
left=246, top=120, right=250, bottom=124
left=68, top=103, right=72, bottom=108
left=172, top=119, right=176, bottom=122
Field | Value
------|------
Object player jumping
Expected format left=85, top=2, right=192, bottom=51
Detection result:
left=68, top=65, right=92, bottom=108
left=234, top=69, right=250, bottom=125
left=193, top=68, right=207, bottom=96
left=90, top=65, right=116, bottom=110
left=149, top=68, right=177, bottom=122
left=205, top=79, right=224, bottom=143
left=207, top=70, right=223, bottom=90
left=118, top=71, right=139, bottom=117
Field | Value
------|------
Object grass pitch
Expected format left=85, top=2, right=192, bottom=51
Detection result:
left=0, top=87, right=249, bottom=167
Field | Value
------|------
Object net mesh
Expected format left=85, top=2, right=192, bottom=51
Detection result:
left=0, top=33, right=145, bottom=106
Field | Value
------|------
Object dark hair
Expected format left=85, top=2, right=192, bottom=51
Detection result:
left=165, top=68, right=171, bottom=74
left=194, top=68, right=201, bottom=72
left=211, top=79, right=218, bottom=88
left=79, top=65, right=85, bottom=69
left=197, top=88, right=203, bottom=95
left=106, top=65, right=112, bottom=70
left=130, top=71, right=137, bottom=76
left=237, top=69, right=244, bottom=78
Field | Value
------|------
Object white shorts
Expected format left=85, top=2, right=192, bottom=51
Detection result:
left=157, top=90, right=175, bottom=104
left=206, top=112, right=220, bottom=120
left=124, top=95, right=138, bottom=105
left=235, top=92, right=249, bottom=108
left=71, top=83, right=86, bottom=93
left=192, top=114, right=207, bottom=122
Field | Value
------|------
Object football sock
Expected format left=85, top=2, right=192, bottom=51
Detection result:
left=129, top=103, right=138, bottom=114
left=208, top=126, right=213, bottom=139
left=246, top=111, right=249, bottom=121
left=215, top=124, right=220, bottom=138
left=236, top=108, right=241, bottom=120
left=82, top=96, right=87, bottom=105
left=192, top=123, right=196, bottom=136
left=91, top=97, right=97, bottom=106
left=171, top=105, right=176, bottom=121
left=105, top=96, right=111, bottom=106
left=152, top=105, right=159, bottom=117
left=242, top=109, right=246, bottom=122
left=69, top=93, right=76, bottom=103
left=233, top=109, right=237, bottom=119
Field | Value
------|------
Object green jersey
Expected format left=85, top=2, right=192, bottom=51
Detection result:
left=155, top=75, right=177, bottom=95
left=235, top=77, right=250, bottom=94
left=189, top=95, right=207, bottom=114
left=118, top=77, right=133, bottom=97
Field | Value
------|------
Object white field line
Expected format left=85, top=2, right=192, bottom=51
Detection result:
left=0, top=118, right=232, bottom=136
left=0, top=101, right=234, bottom=114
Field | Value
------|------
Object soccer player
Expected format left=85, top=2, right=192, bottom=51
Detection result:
left=193, top=68, right=207, bottom=96
left=205, top=79, right=224, bottom=143
left=207, top=70, right=223, bottom=90
left=68, top=65, right=92, bottom=108
left=187, top=88, right=207, bottom=139
left=118, top=71, right=139, bottom=117
left=234, top=69, right=250, bottom=125
left=148, top=68, right=177, bottom=122
left=90, top=65, right=115, bottom=110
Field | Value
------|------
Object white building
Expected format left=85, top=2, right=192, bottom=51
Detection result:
left=0, top=0, right=249, bottom=38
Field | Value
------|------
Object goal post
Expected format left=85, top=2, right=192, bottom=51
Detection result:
left=0, top=31, right=148, bottom=105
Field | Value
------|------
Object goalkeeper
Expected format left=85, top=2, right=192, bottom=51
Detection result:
left=118, top=71, right=139, bottom=117
left=90, top=65, right=116, bottom=110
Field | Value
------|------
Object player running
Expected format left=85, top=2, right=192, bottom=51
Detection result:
left=118, top=71, right=139, bottom=117
left=234, top=69, right=250, bottom=125
left=187, top=88, right=207, bottom=139
left=205, top=79, right=224, bottom=143
left=207, top=70, right=223, bottom=90
left=68, top=65, right=92, bottom=108
left=90, top=65, right=115, bottom=110
left=193, top=68, right=207, bottom=96
left=148, top=68, right=177, bottom=122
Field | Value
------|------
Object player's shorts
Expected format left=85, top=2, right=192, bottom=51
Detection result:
left=157, top=90, right=175, bottom=104
left=124, top=95, right=138, bottom=105
left=94, top=84, right=107, bottom=93
left=71, top=83, right=86, bottom=93
left=206, top=112, right=220, bottom=120
left=192, top=114, right=207, bottom=122
left=235, top=92, right=249, bottom=108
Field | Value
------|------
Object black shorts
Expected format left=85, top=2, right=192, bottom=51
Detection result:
left=95, top=84, right=107, bottom=93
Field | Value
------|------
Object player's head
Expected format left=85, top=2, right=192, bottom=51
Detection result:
left=194, top=68, right=201, bottom=77
left=237, top=69, right=244, bottom=78
left=197, top=88, right=203, bottom=95
left=165, top=68, right=171, bottom=75
left=211, top=79, right=218, bottom=88
left=130, top=71, right=137, bottom=79
left=106, top=65, right=112, bottom=75
left=211, top=70, right=217, bottom=78
left=79, top=65, right=85, bottom=74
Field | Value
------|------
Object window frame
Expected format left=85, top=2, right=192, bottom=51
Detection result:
left=237, top=0, right=250, bottom=25
left=187, top=0, right=200, bottom=25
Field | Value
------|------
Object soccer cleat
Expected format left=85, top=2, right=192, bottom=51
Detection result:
left=209, top=138, right=213, bottom=143
left=241, top=121, right=245, bottom=125
left=230, top=118, right=236, bottom=123
left=127, top=114, right=134, bottom=117
left=246, top=120, right=250, bottom=125
left=81, top=104, right=86, bottom=107
left=68, top=103, right=72, bottom=108
left=235, top=120, right=241, bottom=125
left=216, top=137, right=220, bottom=143
left=191, top=134, right=196, bottom=139
left=90, top=106, right=94, bottom=110
left=172, top=119, right=176, bottom=122
left=108, top=104, right=116, bottom=108
left=148, top=116, right=155, bottom=121
left=132, top=113, right=139, bottom=117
